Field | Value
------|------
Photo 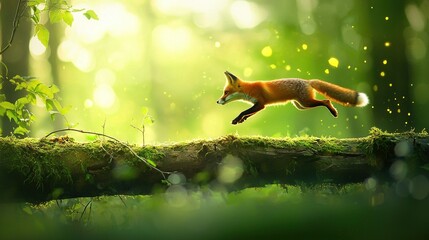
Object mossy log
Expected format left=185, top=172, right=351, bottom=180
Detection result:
left=0, top=129, right=428, bottom=203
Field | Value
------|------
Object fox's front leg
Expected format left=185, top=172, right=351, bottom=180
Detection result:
left=232, top=103, right=265, bottom=124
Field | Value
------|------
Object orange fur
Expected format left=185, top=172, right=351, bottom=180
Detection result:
left=217, top=71, right=368, bottom=124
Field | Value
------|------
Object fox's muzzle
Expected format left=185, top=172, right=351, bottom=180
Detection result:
left=217, top=99, right=226, bottom=105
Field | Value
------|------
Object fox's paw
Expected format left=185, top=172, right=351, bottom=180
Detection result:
left=232, top=116, right=244, bottom=124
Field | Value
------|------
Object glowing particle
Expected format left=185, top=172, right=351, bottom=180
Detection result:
left=325, top=69, right=330, bottom=74
left=328, top=57, right=339, bottom=68
left=347, top=65, right=351, bottom=69
left=243, top=67, right=253, bottom=77
left=380, top=71, right=385, bottom=77
left=84, top=99, right=93, bottom=108
left=261, top=46, right=272, bottom=57
left=385, top=42, right=391, bottom=47
left=397, top=109, right=401, bottom=113
left=383, top=59, right=388, bottom=65
left=373, top=84, right=378, bottom=92
left=270, top=64, right=277, bottom=69
left=364, top=60, right=367, bottom=63
left=363, top=46, right=368, bottom=50
left=354, top=115, right=358, bottom=119
left=285, top=65, right=291, bottom=71
left=297, top=68, right=302, bottom=72
left=408, top=112, right=411, bottom=116
left=302, top=43, right=308, bottom=50
left=215, top=41, right=221, bottom=48
left=385, top=16, right=389, bottom=21
left=389, top=83, right=393, bottom=87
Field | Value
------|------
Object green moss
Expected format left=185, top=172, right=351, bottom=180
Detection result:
left=0, top=137, right=73, bottom=190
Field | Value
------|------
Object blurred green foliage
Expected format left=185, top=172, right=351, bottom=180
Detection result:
left=1, top=184, right=428, bottom=239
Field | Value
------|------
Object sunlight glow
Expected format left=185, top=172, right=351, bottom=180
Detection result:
left=296, top=0, right=317, bottom=35
left=230, top=0, right=267, bottom=29
left=154, top=0, right=228, bottom=28
left=93, top=83, right=116, bottom=108
left=57, top=40, right=79, bottom=62
left=244, top=67, right=253, bottom=77
left=72, top=3, right=140, bottom=43
left=84, top=99, right=94, bottom=108
left=95, top=68, right=116, bottom=85
left=405, top=4, right=425, bottom=32
left=29, top=36, right=46, bottom=56
left=72, top=48, right=94, bottom=72
left=153, top=25, right=192, bottom=53
left=57, top=40, right=95, bottom=72
left=202, top=112, right=225, bottom=137
left=218, top=154, right=243, bottom=184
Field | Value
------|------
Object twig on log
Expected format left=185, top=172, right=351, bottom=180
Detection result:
left=43, top=128, right=171, bottom=179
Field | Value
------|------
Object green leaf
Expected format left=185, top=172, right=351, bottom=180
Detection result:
left=62, top=10, right=74, bottom=26
left=59, top=105, right=72, bottom=115
left=49, top=111, right=59, bottom=121
left=31, top=6, right=41, bottom=24
left=14, top=126, right=30, bottom=135
left=141, top=106, right=149, bottom=116
left=52, top=99, right=63, bottom=112
left=26, top=93, right=37, bottom=104
left=83, top=10, right=99, bottom=20
left=46, top=99, right=55, bottom=111
left=143, top=116, right=154, bottom=126
left=33, top=81, right=56, bottom=99
left=15, top=97, right=30, bottom=109
left=6, top=110, right=18, bottom=123
left=49, top=9, right=63, bottom=23
left=27, top=0, right=45, bottom=7
left=35, top=24, right=50, bottom=47
left=0, top=94, right=6, bottom=102
left=146, top=159, right=157, bottom=167
left=50, top=84, right=60, bottom=94
left=0, top=101, right=15, bottom=110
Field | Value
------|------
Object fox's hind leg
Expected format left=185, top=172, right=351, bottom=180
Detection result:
left=295, top=89, right=338, bottom=117
left=292, top=101, right=307, bottom=110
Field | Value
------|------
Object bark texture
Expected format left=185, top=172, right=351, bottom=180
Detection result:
left=0, top=128, right=428, bottom=203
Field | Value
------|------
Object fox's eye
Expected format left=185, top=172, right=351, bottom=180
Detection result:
left=224, top=91, right=229, bottom=95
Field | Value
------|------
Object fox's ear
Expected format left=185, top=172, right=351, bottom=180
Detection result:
left=224, top=71, right=239, bottom=85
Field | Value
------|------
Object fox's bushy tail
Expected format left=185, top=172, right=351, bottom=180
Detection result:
left=309, top=80, right=368, bottom=107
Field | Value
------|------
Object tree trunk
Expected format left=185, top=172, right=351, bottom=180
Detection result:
left=0, top=128, right=428, bottom=203
left=0, top=0, right=31, bottom=136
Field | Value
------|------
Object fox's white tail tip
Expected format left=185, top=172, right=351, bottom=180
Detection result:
left=356, top=93, right=369, bottom=107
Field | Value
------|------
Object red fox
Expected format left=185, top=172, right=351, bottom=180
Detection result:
left=217, top=71, right=369, bottom=124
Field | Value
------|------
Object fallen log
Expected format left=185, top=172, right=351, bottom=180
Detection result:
left=0, top=128, right=428, bottom=202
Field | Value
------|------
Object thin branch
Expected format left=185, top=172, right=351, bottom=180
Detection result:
left=0, top=0, right=27, bottom=55
left=43, top=128, right=171, bottom=179
left=131, top=124, right=145, bottom=146
left=79, top=198, right=93, bottom=223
